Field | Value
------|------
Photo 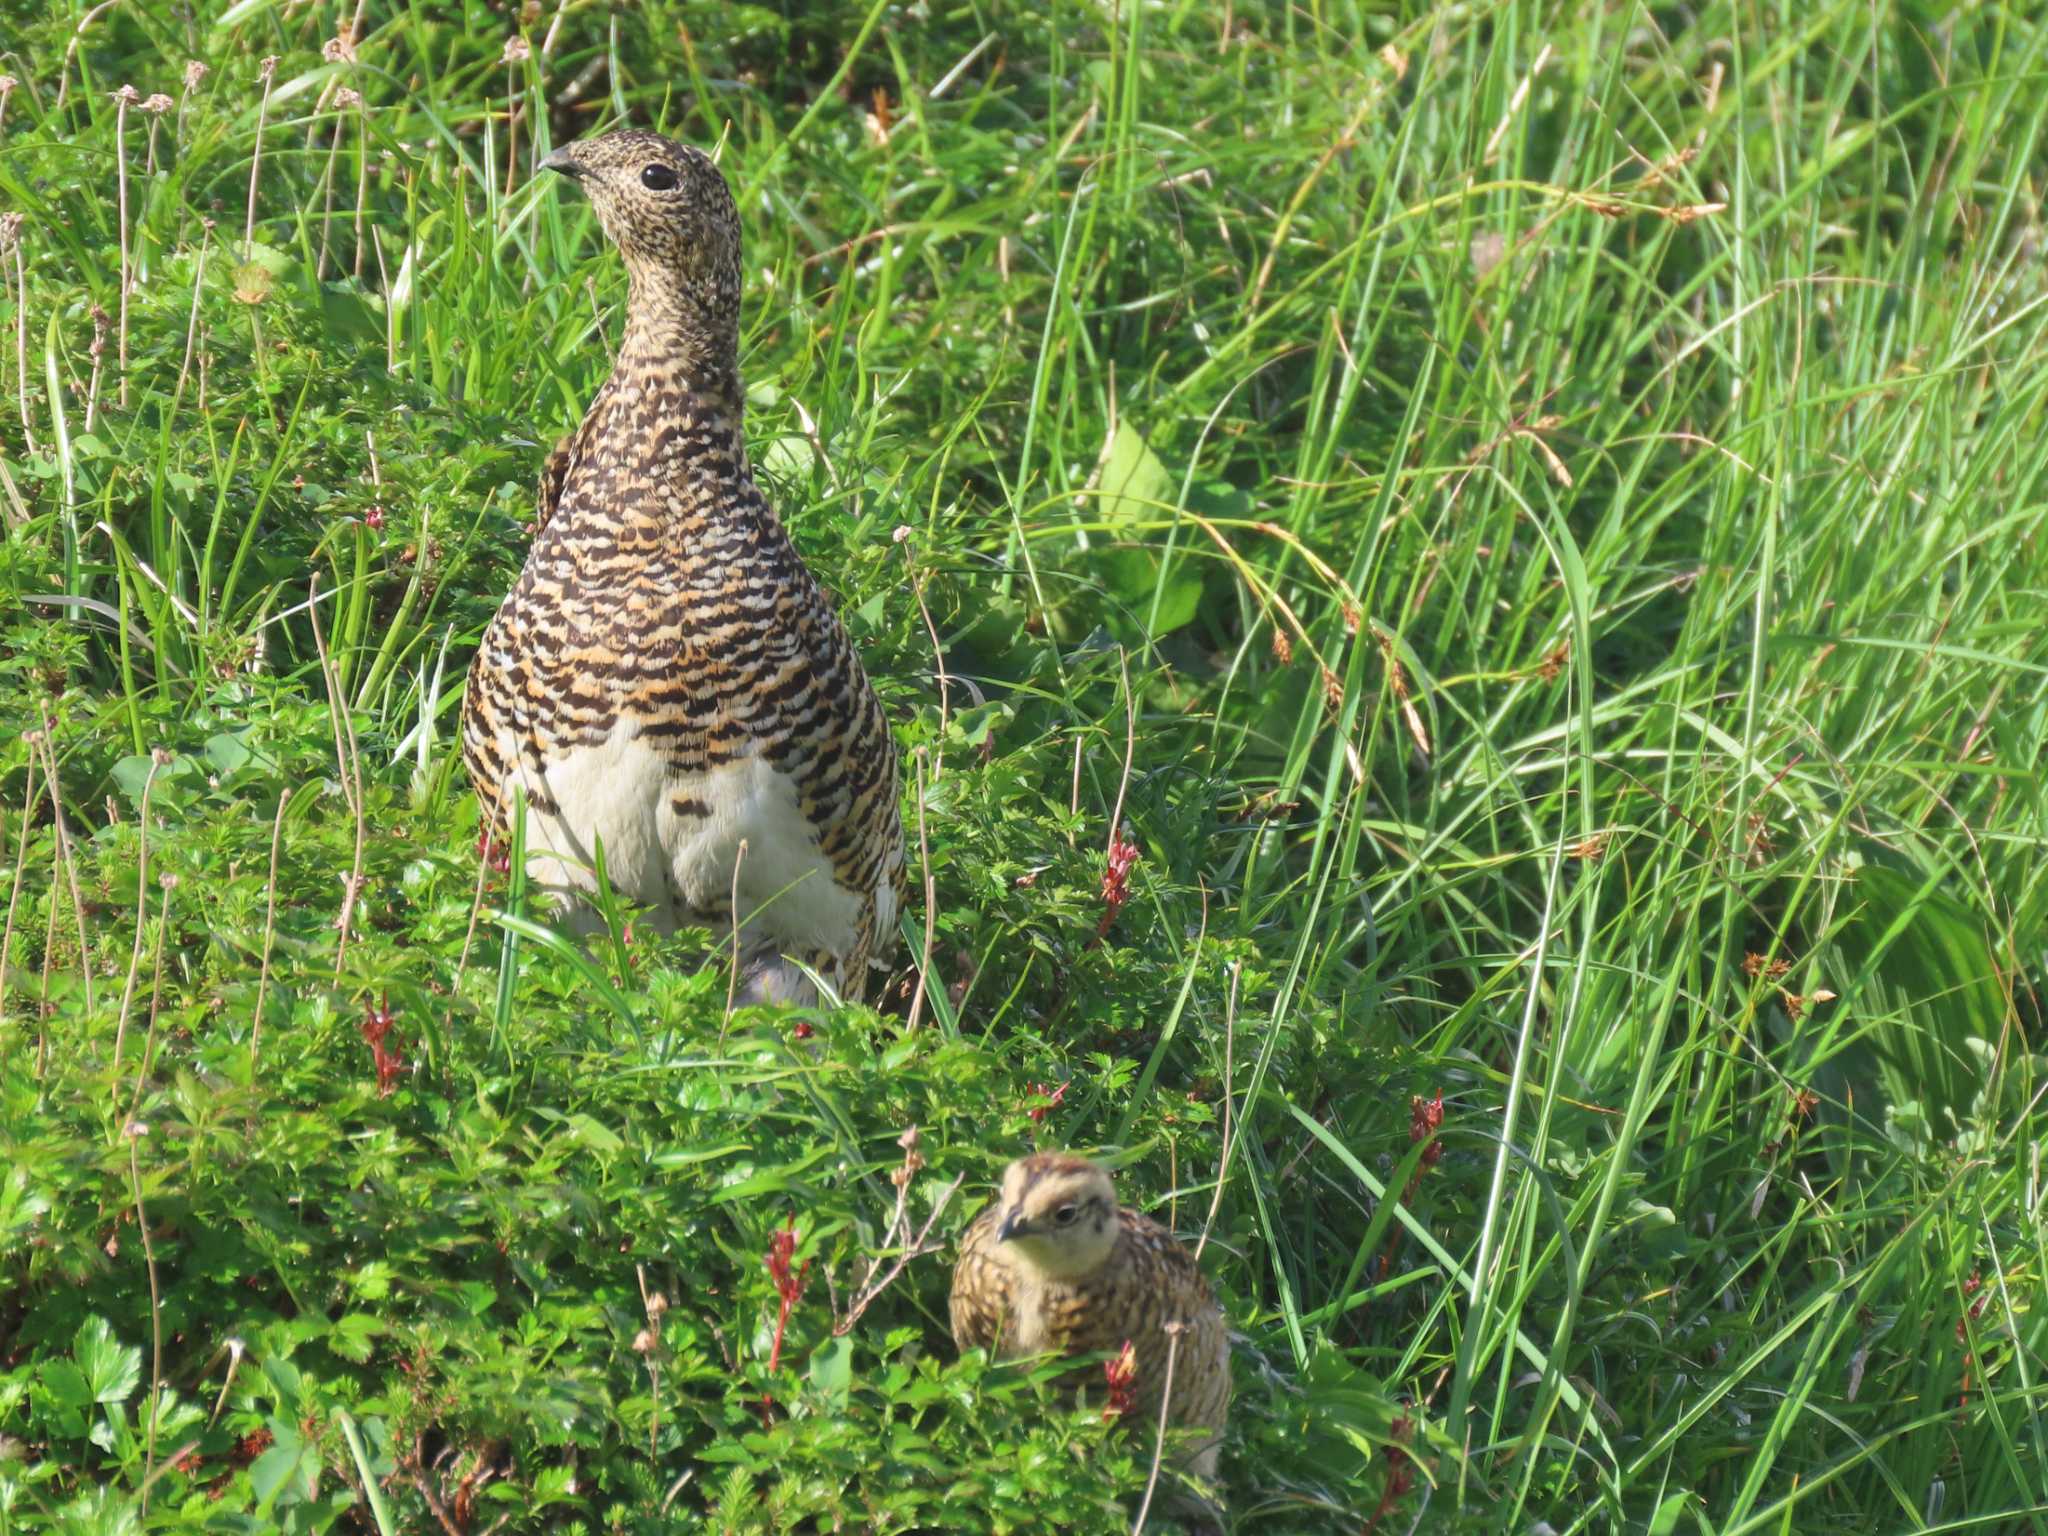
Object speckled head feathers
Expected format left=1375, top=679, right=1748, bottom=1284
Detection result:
left=543, top=130, right=741, bottom=360
left=994, top=1154, right=1120, bottom=1279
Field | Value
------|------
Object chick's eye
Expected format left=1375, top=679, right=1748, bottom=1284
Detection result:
left=1054, top=1204, right=1078, bottom=1226
left=641, top=163, right=679, bottom=191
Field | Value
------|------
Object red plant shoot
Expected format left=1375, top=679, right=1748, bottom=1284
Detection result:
left=764, top=1222, right=810, bottom=1374
left=1958, top=1269, right=1989, bottom=1410
left=1024, top=1080, right=1068, bottom=1124
left=1405, top=1089, right=1444, bottom=1196
left=1094, top=829, right=1141, bottom=940
left=758, top=1221, right=811, bottom=1428
left=360, top=993, right=404, bottom=1096
left=1102, top=1339, right=1138, bottom=1422
left=475, top=827, right=510, bottom=875
left=1362, top=1411, right=1416, bottom=1533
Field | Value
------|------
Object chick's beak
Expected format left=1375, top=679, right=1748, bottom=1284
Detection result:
left=995, top=1209, right=1027, bottom=1243
left=538, top=146, right=584, bottom=180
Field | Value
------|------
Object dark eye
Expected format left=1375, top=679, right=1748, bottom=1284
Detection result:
left=1054, top=1204, right=1079, bottom=1226
left=641, top=163, right=679, bottom=191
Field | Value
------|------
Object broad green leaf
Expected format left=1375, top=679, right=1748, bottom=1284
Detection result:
left=1095, top=420, right=1174, bottom=524
left=72, top=1318, right=139, bottom=1407
left=248, top=1431, right=319, bottom=1506
left=809, top=1335, right=854, bottom=1405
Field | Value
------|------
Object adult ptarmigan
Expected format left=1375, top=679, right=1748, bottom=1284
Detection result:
left=462, top=130, right=904, bottom=1006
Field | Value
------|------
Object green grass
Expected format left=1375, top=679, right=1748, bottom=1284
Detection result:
left=1, top=0, right=2045, bottom=1530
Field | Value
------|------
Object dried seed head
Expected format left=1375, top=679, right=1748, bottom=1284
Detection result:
left=643, top=1290, right=669, bottom=1323
left=0, top=77, right=18, bottom=99
left=114, top=84, right=142, bottom=106
left=501, top=35, right=532, bottom=65
left=183, top=60, right=209, bottom=92
left=0, top=212, right=20, bottom=250
left=150, top=747, right=174, bottom=766
left=1663, top=202, right=1725, bottom=226
left=323, top=34, right=358, bottom=64
left=257, top=56, right=279, bottom=83
left=143, top=93, right=173, bottom=115
left=334, top=86, right=362, bottom=109
left=631, top=1327, right=657, bottom=1354
left=893, top=1124, right=925, bottom=1185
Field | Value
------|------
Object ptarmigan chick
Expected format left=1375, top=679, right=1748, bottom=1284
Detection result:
left=462, top=131, right=904, bottom=1005
left=951, top=1153, right=1230, bottom=1481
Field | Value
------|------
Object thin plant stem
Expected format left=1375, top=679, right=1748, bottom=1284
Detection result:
left=1195, top=959, right=1239, bottom=1264
left=901, top=536, right=951, bottom=777
left=1, top=748, right=42, bottom=1027
left=114, top=85, right=135, bottom=408
left=127, top=1127, right=163, bottom=1511
left=250, top=785, right=291, bottom=1069
left=244, top=56, right=279, bottom=256
left=125, top=876, right=172, bottom=1121
left=111, top=752, right=163, bottom=1082
left=722, top=837, right=749, bottom=1031
left=33, top=728, right=94, bottom=1014
left=307, top=574, right=365, bottom=968
left=903, top=748, right=935, bottom=1032
left=6, top=217, right=35, bottom=454
left=1128, top=1323, right=1185, bottom=1536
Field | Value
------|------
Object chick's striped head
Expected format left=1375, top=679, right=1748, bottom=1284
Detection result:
left=993, top=1154, right=1120, bottom=1280
left=541, top=130, right=741, bottom=343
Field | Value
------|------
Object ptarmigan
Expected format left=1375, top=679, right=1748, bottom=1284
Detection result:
left=951, top=1153, right=1231, bottom=1482
left=462, top=130, right=904, bottom=1005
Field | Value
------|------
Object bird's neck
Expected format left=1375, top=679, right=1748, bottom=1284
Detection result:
left=612, top=325, right=747, bottom=471
left=618, top=271, right=741, bottom=401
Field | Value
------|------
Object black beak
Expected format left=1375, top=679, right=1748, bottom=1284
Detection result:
left=995, top=1210, right=1027, bottom=1243
left=538, top=146, right=584, bottom=180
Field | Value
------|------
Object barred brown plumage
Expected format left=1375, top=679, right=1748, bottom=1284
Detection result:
left=951, top=1153, right=1231, bottom=1482
left=461, top=131, right=904, bottom=1005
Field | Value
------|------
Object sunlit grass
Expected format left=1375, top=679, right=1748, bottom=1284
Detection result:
left=0, top=1, right=2043, bottom=1530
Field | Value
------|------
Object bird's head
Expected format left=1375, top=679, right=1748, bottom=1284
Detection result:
left=993, top=1153, right=1120, bottom=1279
left=540, top=130, right=741, bottom=347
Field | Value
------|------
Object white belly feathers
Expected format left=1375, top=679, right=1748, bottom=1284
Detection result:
left=497, top=719, right=860, bottom=964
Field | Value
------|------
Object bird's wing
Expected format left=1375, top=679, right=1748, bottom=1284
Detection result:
left=949, top=1200, right=1012, bottom=1353
left=1116, top=1210, right=1231, bottom=1429
left=1118, top=1209, right=1216, bottom=1303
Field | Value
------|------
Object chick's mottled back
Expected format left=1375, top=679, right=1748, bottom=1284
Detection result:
left=462, top=131, right=903, bottom=1003
left=951, top=1154, right=1230, bottom=1478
